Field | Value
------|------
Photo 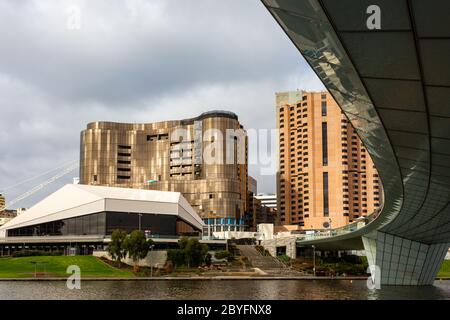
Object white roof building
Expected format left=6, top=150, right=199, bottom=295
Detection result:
left=0, top=184, right=204, bottom=239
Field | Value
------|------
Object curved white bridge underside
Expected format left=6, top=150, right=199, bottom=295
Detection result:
left=262, top=0, right=450, bottom=285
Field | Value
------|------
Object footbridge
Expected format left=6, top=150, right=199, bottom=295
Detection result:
left=262, top=0, right=450, bottom=285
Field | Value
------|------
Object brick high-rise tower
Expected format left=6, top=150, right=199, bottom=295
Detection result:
left=276, top=91, right=381, bottom=229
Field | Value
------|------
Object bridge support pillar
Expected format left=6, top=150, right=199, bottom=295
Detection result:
left=362, top=232, right=449, bottom=285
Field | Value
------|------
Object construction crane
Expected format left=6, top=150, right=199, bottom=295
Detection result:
left=0, top=161, right=79, bottom=212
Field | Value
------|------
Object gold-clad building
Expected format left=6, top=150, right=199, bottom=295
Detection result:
left=0, top=194, right=5, bottom=212
left=80, top=111, right=248, bottom=233
left=276, top=91, right=381, bottom=230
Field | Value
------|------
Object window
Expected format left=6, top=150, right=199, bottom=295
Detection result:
left=118, top=152, right=131, bottom=157
left=322, top=122, right=328, bottom=166
left=321, top=100, right=327, bottom=116
left=323, top=172, right=329, bottom=217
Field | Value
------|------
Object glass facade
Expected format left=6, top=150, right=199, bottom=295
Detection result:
left=7, top=212, right=199, bottom=237
left=202, top=217, right=245, bottom=234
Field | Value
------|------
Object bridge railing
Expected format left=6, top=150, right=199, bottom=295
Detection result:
left=296, top=208, right=382, bottom=242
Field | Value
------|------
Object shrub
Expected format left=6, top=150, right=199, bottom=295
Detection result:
left=341, top=254, right=364, bottom=264
left=164, top=260, right=174, bottom=274
left=205, top=253, right=212, bottom=266
left=12, top=250, right=63, bottom=257
left=321, top=262, right=368, bottom=276
left=214, top=250, right=231, bottom=261
left=277, top=254, right=291, bottom=263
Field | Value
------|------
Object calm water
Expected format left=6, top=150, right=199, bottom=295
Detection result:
left=0, top=280, right=449, bottom=300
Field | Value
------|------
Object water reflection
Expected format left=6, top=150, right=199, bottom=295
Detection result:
left=0, top=280, right=449, bottom=300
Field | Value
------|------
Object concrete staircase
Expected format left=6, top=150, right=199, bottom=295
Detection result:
left=236, top=245, right=298, bottom=275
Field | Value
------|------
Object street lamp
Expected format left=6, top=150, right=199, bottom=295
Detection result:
left=312, top=245, right=316, bottom=277
left=150, top=244, right=155, bottom=277
left=138, top=213, right=142, bottom=231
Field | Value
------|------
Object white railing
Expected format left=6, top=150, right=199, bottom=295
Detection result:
left=296, top=208, right=382, bottom=242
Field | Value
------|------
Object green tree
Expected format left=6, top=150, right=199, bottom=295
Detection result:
left=167, top=237, right=209, bottom=268
left=167, top=249, right=185, bottom=267
left=123, top=230, right=153, bottom=272
left=184, top=238, right=209, bottom=268
left=107, top=229, right=128, bottom=267
left=178, top=237, right=189, bottom=250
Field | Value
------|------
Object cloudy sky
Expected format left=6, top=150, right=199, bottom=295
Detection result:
left=0, top=0, right=323, bottom=208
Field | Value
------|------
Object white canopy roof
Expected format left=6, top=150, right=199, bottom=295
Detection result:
left=0, top=184, right=204, bottom=238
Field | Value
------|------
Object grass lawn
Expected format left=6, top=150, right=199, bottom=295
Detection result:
left=0, top=256, right=135, bottom=279
left=438, top=260, right=450, bottom=278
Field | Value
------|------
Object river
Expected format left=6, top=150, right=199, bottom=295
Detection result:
left=0, top=280, right=449, bottom=300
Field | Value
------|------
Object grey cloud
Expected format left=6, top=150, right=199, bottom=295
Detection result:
left=0, top=0, right=323, bottom=208
left=0, top=0, right=303, bottom=105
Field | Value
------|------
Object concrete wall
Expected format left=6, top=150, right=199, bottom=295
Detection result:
left=257, top=224, right=274, bottom=240
left=94, top=250, right=167, bottom=268
left=260, top=237, right=297, bottom=259
left=212, top=223, right=275, bottom=240
left=363, top=232, right=450, bottom=285
left=213, top=231, right=257, bottom=240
